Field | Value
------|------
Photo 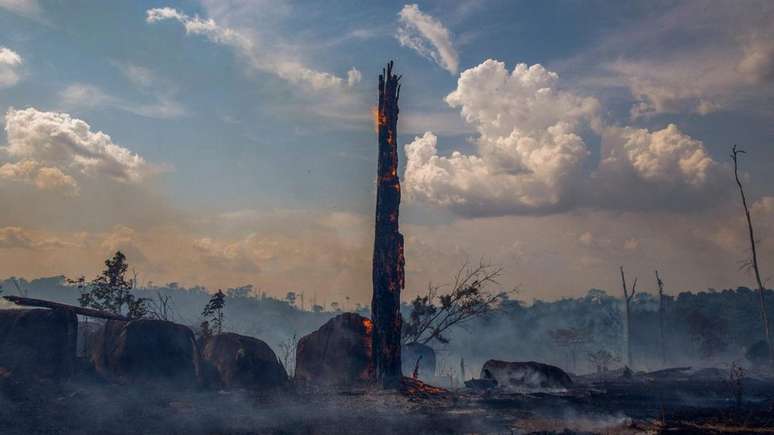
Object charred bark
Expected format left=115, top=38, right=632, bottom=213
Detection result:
left=371, top=61, right=404, bottom=389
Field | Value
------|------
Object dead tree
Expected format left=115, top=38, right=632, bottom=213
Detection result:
left=620, top=266, right=637, bottom=368
left=371, top=61, right=405, bottom=388
left=731, top=145, right=772, bottom=365
left=655, top=270, right=667, bottom=367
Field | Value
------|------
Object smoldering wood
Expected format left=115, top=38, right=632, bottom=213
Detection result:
left=371, top=60, right=405, bottom=389
left=3, top=295, right=131, bottom=321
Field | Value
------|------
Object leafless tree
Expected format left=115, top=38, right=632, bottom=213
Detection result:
left=402, top=261, right=507, bottom=345
left=278, top=333, right=298, bottom=377
left=587, top=349, right=620, bottom=374
left=549, top=327, right=591, bottom=372
left=620, top=266, right=637, bottom=368
left=655, top=270, right=667, bottom=367
left=147, top=291, right=174, bottom=321
left=731, top=145, right=772, bottom=366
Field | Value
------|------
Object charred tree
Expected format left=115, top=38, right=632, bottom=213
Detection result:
left=619, top=266, right=637, bottom=368
left=731, top=145, right=772, bottom=365
left=655, top=270, right=667, bottom=367
left=371, top=61, right=405, bottom=388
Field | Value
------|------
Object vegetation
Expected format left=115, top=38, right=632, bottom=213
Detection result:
left=402, top=262, right=507, bottom=345
left=70, top=251, right=147, bottom=319
left=201, top=290, right=226, bottom=336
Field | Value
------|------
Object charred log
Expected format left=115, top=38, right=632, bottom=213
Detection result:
left=371, top=60, right=404, bottom=389
left=3, top=295, right=131, bottom=321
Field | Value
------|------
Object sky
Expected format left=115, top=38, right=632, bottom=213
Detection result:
left=0, top=0, right=773, bottom=305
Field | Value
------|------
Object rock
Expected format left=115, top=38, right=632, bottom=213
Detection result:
left=202, top=332, right=287, bottom=389
left=295, top=313, right=375, bottom=385
left=402, top=342, right=436, bottom=380
left=481, top=360, right=573, bottom=390
left=92, top=319, right=200, bottom=385
left=0, top=308, right=77, bottom=379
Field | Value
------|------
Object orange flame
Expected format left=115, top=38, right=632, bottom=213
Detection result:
left=362, top=318, right=374, bottom=335
left=371, top=106, right=380, bottom=133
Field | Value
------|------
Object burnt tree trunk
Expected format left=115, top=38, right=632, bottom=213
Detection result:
left=655, top=270, right=667, bottom=367
left=371, top=61, right=404, bottom=388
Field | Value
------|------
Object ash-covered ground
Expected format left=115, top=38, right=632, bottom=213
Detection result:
left=3, top=370, right=773, bottom=435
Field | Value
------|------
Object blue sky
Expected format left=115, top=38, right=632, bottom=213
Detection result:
left=0, top=0, right=773, bottom=304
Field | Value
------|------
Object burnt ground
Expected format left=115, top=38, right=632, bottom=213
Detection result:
left=1, top=374, right=773, bottom=434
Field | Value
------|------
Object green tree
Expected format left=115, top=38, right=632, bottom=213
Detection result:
left=202, top=290, right=226, bottom=335
left=74, top=251, right=147, bottom=318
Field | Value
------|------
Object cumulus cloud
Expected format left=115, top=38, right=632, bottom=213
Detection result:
left=397, top=4, right=459, bottom=74
left=404, top=60, right=721, bottom=217
left=405, top=60, right=599, bottom=215
left=0, top=46, right=22, bottom=89
left=0, top=160, right=79, bottom=194
left=3, top=108, right=155, bottom=183
left=146, top=7, right=358, bottom=91
left=599, top=124, right=716, bottom=186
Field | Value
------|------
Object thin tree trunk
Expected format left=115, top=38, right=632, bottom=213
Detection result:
left=371, top=61, right=404, bottom=388
left=731, top=145, right=773, bottom=365
left=620, top=266, right=636, bottom=368
left=656, top=270, right=666, bottom=367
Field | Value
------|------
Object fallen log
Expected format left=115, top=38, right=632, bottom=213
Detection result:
left=2, top=295, right=130, bottom=321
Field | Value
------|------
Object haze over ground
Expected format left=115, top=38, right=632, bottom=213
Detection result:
left=1, top=0, right=773, bottom=304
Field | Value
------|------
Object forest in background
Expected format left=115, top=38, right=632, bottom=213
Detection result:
left=2, top=274, right=771, bottom=378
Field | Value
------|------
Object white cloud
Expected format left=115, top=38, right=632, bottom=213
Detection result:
left=59, top=83, right=186, bottom=119
left=738, top=33, right=774, bottom=84
left=397, top=4, right=459, bottom=74
left=0, top=0, right=41, bottom=20
left=609, top=54, right=740, bottom=118
left=3, top=108, right=155, bottom=183
left=0, top=46, right=22, bottom=89
left=0, top=226, right=73, bottom=250
left=404, top=60, right=722, bottom=217
left=0, top=159, right=79, bottom=194
left=599, top=124, right=716, bottom=187
left=405, top=60, right=599, bottom=215
left=146, top=7, right=359, bottom=91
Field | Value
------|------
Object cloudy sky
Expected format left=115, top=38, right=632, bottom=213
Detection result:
left=1, top=0, right=773, bottom=305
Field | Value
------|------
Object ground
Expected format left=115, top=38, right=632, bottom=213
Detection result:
left=1, top=373, right=773, bottom=434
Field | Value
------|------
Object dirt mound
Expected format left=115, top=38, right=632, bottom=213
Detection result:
left=0, top=308, right=77, bottom=379
left=202, top=332, right=287, bottom=389
left=481, top=360, right=573, bottom=390
left=295, top=312, right=375, bottom=385
left=92, top=319, right=200, bottom=385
